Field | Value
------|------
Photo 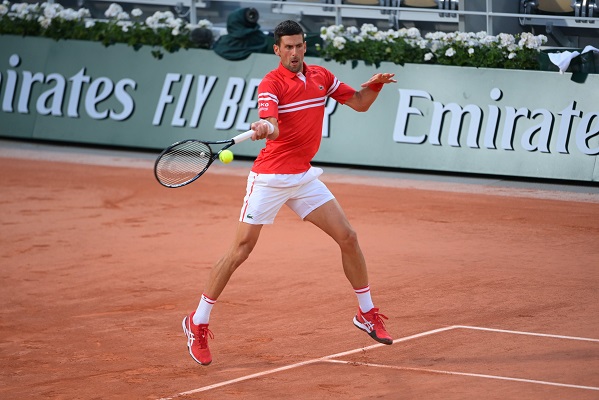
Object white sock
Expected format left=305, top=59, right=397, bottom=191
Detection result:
left=192, top=293, right=216, bottom=325
left=354, top=285, right=374, bottom=313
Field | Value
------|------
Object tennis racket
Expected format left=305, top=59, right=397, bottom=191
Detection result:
left=154, top=129, right=254, bottom=188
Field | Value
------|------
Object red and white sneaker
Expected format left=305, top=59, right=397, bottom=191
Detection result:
left=353, top=307, right=393, bottom=345
left=182, top=312, right=214, bottom=365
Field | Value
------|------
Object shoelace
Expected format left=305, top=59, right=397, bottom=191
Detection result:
left=370, top=311, right=389, bottom=328
left=196, top=326, right=214, bottom=349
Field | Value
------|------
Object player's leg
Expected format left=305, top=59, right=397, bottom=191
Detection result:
left=203, top=222, right=263, bottom=300
left=183, top=222, right=262, bottom=366
left=303, top=198, right=368, bottom=288
left=303, top=197, right=393, bottom=345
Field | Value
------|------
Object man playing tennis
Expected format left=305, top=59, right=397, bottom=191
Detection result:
left=183, top=20, right=397, bottom=365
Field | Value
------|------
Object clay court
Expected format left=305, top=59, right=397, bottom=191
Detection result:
left=1, top=140, right=598, bottom=399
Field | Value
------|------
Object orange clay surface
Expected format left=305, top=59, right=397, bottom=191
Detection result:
left=1, top=142, right=598, bottom=400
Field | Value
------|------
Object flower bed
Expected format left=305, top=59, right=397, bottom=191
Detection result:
left=0, top=1, right=213, bottom=58
left=1, top=1, right=548, bottom=69
left=318, top=24, right=548, bottom=70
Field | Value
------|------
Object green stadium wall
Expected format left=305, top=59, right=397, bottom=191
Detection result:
left=1, top=35, right=597, bottom=182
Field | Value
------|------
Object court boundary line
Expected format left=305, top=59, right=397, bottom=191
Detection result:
left=158, top=325, right=599, bottom=399
left=157, top=326, right=454, bottom=399
left=323, top=359, right=599, bottom=391
left=456, top=325, right=599, bottom=343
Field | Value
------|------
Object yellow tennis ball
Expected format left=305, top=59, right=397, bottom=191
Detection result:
left=219, top=149, right=234, bottom=164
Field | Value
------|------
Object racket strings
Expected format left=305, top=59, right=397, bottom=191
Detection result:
left=156, top=141, right=212, bottom=186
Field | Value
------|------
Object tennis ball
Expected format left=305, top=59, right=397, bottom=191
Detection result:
left=219, top=149, right=234, bottom=164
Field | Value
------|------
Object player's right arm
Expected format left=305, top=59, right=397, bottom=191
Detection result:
left=253, top=77, right=280, bottom=141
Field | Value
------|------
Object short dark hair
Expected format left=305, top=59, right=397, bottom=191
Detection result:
left=274, top=20, right=304, bottom=45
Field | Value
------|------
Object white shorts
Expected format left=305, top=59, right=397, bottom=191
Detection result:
left=239, top=166, right=335, bottom=225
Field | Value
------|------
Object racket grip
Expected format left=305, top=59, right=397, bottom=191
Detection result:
left=232, top=130, right=254, bottom=144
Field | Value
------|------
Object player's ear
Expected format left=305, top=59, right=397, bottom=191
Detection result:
left=273, top=44, right=280, bottom=56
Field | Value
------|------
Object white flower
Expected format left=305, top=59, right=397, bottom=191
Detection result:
left=346, top=26, right=359, bottom=35
left=333, top=36, right=346, bottom=50
left=38, top=16, right=51, bottom=29
left=360, top=24, right=378, bottom=35
left=468, top=48, right=474, bottom=55
left=0, top=4, right=7, bottom=16
left=424, top=52, right=433, bottom=61
left=85, top=20, right=95, bottom=28
left=406, top=27, right=420, bottom=39
left=58, top=9, right=80, bottom=21
left=508, top=52, right=517, bottom=59
left=131, top=8, right=142, bottom=18
left=116, top=11, right=130, bottom=20
left=498, top=33, right=515, bottom=48
left=197, top=18, right=212, bottom=29
left=445, top=47, right=456, bottom=57
left=77, top=8, right=90, bottom=19
left=105, top=3, right=123, bottom=18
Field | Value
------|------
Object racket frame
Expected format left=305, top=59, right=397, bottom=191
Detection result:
left=154, top=129, right=254, bottom=188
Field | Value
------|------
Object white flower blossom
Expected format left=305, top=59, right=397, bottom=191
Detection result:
left=38, top=16, right=51, bottom=29
left=332, top=36, right=346, bottom=50
left=131, top=8, right=142, bottom=18
left=424, top=52, right=434, bottom=61
left=105, top=3, right=123, bottom=18
left=445, top=47, right=456, bottom=57
left=406, top=27, right=420, bottom=39
left=197, top=18, right=212, bottom=29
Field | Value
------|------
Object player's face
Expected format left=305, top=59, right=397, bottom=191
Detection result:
left=274, top=34, right=306, bottom=74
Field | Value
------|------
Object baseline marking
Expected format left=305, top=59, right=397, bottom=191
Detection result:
left=455, top=325, right=599, bottom=343
left=324, top=360, right=599, bottom=391
left=157, top=326, right=455, bottom=399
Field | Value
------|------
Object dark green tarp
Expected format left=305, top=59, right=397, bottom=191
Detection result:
left=213, top=7, right=269, bottom=61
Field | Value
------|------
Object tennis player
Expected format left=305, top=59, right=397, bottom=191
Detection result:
left=183, top=20, right=397, bottom=365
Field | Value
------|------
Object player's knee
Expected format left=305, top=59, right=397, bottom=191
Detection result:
left=232, top=240, right=255, bottom=264
left=338, top=228, right=360, bottom=252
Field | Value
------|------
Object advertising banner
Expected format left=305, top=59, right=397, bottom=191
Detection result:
left=1, top=36, right=597, bottom=181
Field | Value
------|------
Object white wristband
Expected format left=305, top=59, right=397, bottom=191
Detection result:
left=261, top=119, right=274, bottom=134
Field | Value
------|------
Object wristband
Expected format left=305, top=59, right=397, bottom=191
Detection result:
left=368, top=83, right=384, bottom=92
left=261, top=119, right=274, bottom=134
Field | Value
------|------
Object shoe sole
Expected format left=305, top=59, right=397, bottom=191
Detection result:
left=353, top=316, right=393, bottom=345
left=182, top=316, right=212, bottom=365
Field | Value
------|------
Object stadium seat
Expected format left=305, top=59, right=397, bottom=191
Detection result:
left=538, top=0, right=575, bottom=14
left=345, top=0, right=381, bottom=5
left=402, top=0, right=438, bottom=7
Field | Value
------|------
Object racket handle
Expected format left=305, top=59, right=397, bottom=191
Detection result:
left=232, top=130, right=254, bottom=144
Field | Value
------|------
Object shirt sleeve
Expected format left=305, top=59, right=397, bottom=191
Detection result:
left=257, top=77, right=279, bottom=120
left=324, top=68, right=355, bottom=105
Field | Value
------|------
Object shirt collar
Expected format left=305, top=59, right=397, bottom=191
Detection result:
left=278, top=62, right=310, bottom=80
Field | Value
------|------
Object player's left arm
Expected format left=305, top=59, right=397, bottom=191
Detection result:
left=344, top=73, right=397, bottom=112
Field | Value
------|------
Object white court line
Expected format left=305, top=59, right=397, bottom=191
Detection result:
left=157, top=326, right=455, bottom=399
left=159, top=325, right=599, bottom=399
left=324, top=360, right=599, bottom=391
left=455, top=325, right=599, bottom=342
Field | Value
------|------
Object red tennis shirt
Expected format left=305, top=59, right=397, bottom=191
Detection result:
left=253, top=62, right=356, bottom=174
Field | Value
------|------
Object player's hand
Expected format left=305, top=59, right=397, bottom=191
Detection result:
left=251, top=119, right=278, bottom=141
left=360, top=73, right=397, bottom=88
